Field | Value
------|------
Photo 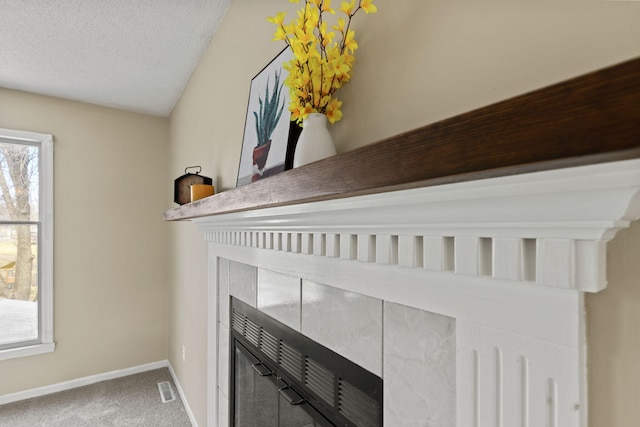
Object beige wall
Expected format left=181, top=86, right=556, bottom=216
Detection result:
left=170, top=1, right=640, bottom=425
left=2, top=0, right=637, bottom=425
left=588, top=221, right=640, bottom=426
left=0, top=89, right=170, bottom=395
left=167, top=2, right=296, bottom=424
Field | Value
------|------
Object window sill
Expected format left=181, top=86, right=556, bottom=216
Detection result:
left=0, top=342, right=55, bottom=361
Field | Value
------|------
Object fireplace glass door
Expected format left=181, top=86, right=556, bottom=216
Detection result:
left=230, top=297, right=382, bottom=426
left=234, top=343, right=330, bottom=426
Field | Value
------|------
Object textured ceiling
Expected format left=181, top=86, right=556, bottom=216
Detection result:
left=0, top=0, right=231, bottom=116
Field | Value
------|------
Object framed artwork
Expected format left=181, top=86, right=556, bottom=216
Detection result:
left=236, top=49, right=301, bottom=187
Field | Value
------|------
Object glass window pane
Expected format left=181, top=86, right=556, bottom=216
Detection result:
left=0, top=142, right=39, bottom=222
left=0, top=225, right=38, bottom=346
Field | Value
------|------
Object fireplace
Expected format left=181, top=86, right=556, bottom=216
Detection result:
left=230, top=297, right=383, bottom=426
left=191, top=157, right=640, bottom=426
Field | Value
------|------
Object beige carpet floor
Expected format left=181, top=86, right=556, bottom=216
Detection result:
left=0, top=368, right=192, bottom=426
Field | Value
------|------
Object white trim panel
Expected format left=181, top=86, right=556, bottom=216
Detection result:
left=457, top=320, right=582, bottom=427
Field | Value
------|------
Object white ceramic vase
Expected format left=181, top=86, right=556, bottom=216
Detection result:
left=293, top=113, right=337, bottom=168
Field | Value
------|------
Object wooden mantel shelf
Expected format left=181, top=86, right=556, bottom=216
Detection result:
left=164, top=57, right=640, bottom=221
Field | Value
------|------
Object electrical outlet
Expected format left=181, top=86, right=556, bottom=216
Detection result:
left=182, top=345, right=186, bottom=363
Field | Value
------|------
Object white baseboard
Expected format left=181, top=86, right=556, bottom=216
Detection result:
left=0, top=360, right=168, bottom=406
left=167, top=362, right=198, bottom=427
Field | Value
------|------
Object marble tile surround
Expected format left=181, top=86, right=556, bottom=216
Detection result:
left=302, top=279, right=383, bottom=376
left=224, top=261, right=457, bottom=426
left=228, top=260, right=256, bottom=308
left=257, top=269, right=301, bottom=330
left=384, top=301, right=456, bottom=426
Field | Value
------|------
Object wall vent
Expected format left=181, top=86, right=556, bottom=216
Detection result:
left=157, top=381, right=176, bottom=403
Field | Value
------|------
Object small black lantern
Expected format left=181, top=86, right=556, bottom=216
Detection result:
left=174, top=166, right=213, bottom=205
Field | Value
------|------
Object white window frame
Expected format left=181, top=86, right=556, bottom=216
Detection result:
left=0, top=128, right=54, bottom=361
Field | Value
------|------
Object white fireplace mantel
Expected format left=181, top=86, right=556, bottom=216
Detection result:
left=195, top=158, right=640, bottom=427
left=197, top=158, right=640, bottom=293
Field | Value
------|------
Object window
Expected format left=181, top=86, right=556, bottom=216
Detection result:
left=0, top=128, right=53, bottom=360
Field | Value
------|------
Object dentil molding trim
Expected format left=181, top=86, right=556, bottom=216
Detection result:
left=196, top=159, right=640, bottom=293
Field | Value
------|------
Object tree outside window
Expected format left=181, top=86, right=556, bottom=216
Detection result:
left=0, top=143, right=38, bottom=302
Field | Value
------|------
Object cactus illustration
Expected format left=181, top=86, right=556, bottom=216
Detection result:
left=253, top=69, right=285, bottom=147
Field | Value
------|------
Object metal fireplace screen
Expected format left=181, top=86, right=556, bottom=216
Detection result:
left=230, top=297, right=383, bottom=426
